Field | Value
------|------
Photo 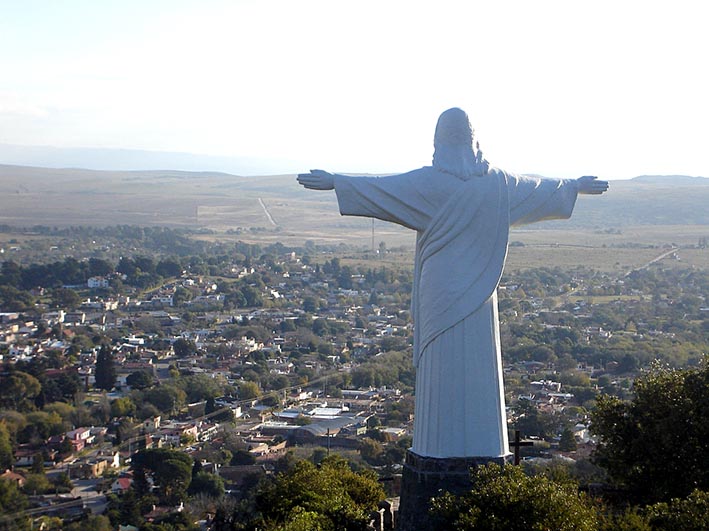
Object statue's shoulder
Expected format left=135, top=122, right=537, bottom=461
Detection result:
left=381, top=166, right=442, bottom=184
left=406, top=166, right=438, bottom=178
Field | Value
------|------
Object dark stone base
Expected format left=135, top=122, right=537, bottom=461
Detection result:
left=397, top=450, right=512, bottom=531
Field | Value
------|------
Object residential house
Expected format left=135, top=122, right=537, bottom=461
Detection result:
left=88, top=277, right=110, bottom=289
left=112, top=476, right=133, bottom=494
left=0, top=469, right=26, bottom=487
left=65, top=427, right=94, bottom=452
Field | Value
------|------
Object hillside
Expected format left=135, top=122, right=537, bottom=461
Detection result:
left=1, top=165, right=707, bottom=246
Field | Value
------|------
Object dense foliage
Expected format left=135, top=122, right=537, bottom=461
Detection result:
left=430, top=464, right=598, bottom=531
left=592, top=362, right=709, bottom=503
left=216, top=455, right=385, bottom=531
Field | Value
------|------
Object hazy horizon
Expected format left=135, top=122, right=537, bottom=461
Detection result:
left=3, top=142, right=708, bottom=182
left=2, top=2, right=708, bottom=181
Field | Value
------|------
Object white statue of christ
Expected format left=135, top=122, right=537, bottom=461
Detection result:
left=297, top=108, right=608, bottom=459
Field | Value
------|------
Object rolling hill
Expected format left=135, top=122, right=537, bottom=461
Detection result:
left=0, top=164, right=707, bottom=246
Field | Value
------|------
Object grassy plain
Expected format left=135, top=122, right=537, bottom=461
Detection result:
left=1, top=164, right=707, bottom=273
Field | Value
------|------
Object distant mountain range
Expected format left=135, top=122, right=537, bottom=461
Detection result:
left=0, top=143, right=302, bottom=176
left=631, top=175, right=709, bottom=185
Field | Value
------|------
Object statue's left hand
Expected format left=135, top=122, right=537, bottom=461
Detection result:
left=297, top=169, right=335, bottom=190
left=577, top=175, right=609, bottom=195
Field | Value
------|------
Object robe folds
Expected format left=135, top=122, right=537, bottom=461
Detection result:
left=334, top=167, right=578, bottom=458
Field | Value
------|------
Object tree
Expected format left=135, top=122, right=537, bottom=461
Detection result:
left=126, top=370, right=154, bottom=390
left=143, top=385, right=186, bottom=414
left=512, top=399, right=554, bottom=440
left=31, top=453, right=44, bottom=475
left=0, top=477, right=27, bottom=515
left=430, top=464, right=598, bottom=531
left=359, top=438, right=384, bottom=466
left=88, top=258, right=113, bottom=277
left=131, top=448, right=193, bottom=505
left=94, top=345, right=116, bottom=391
left=19, top=411, right=63, bottom=444
left=187, top=471, right=225, bottom=498
left=180, top=374, right=223, bottom=403
left=252, top=455, right=385, bottom=530
left=0, top=422, right=14, bottom=471
left=239, top=381, right=260, bottom=400
left=591, top=362, right=709, bottom=503
left=0, top=371, right=41, bottom=410
left=260, top=393, right=280, bottom=408
left=21, top=473, right=53, bottom=495
left=173, top=338, right=196, bottom=358
left=644, top=489, right=709, bottom=531
left=110, top=396, right=136, bottom=418
left=156, top=257, right=183, bottom=277
left=558, top=427, right=578, bottom=452
left=50, top=287, right=81, bottom=309
left=64, top=515, right=113, bottom=531
left=58, top=437, right=73, bottom=457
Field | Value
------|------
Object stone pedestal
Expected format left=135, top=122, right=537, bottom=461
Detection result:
left=397, top=450, right=511, bottom=531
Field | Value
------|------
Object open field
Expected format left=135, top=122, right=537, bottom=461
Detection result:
left=1, top=165, right=708, bottom=270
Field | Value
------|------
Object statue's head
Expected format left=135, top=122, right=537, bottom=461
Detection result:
left=434, top=108, right=474, bottom=148
left=433, top=108, right=489, bottom=179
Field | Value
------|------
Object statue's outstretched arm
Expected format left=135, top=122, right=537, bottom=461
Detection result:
left=297, top=169, right=335, bottom=190
left=577, top=175, right=609, bottom=195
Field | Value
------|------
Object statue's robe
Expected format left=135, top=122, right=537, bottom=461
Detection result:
left=334, top=167, right=579, bottom=457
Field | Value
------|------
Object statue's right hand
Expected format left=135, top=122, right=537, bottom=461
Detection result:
left=297, top=169, right=335, bottom=190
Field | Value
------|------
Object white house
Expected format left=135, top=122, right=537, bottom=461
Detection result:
left=88, top=277, right=110, bottom=289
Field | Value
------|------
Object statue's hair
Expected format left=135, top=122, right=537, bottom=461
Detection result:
left=432, top=108, right=489, bottom=179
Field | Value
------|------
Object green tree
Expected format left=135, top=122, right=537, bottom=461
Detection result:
left=64, top=515, right=113, bottom=531
left=512, top=399, right=553, bottom=440
left=173, top=338, right=197, bottom=358
left=18, top=411, right=63, bottom=444
left=0, top=371, right=41, bottom=411
left=0, top=422, right=14, bottom=471
left=558, top=427, right=578, bottom=452
left=0, top=477, right=28, bottom=515
left=110, top=396, right=136, bottom=418
left=239, top=381, right=260, bottom=400
left=143, top=385, right=186, bottom=415
left=21, top=474, right=52, bottom=495
left=94, top=345, right=116, bottom=391
left=180, top=373, right=223, bottom=402
left=359, top=438, right=384, bottom=465
left=131, top=448, right=193, bottom=505
left=88, top=258, right=113, bottom=278
left=31, top=453, right=44, bottom=474
left=156, top=257, right=183, bottom=277
left=252, top=455, right=385, bottom=530
left=591, top=362, right=709, bottom=503
left=126, top=370, right=154, bottom=390
left=187, top=471, right=225, bottom=498
left=645, top=489, right=709, bottom=531
left=50, top=287, right=81, bottom=309
left=431, top=464, right=598, bottom=531
left=114, top=488, right=142, bottom=527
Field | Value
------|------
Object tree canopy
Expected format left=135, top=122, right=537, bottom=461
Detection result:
left=251, top=455, right=385, bottom=531
left=591, top=362, right=709, bottom=503
left=94, top=345, right=116, bottom=391
left=132, top=448, right=193, bottom=505
left=430, top=464, right=598, bottom=531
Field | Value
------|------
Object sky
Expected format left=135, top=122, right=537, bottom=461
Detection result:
left=1, top=0, right=708, bottom=179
